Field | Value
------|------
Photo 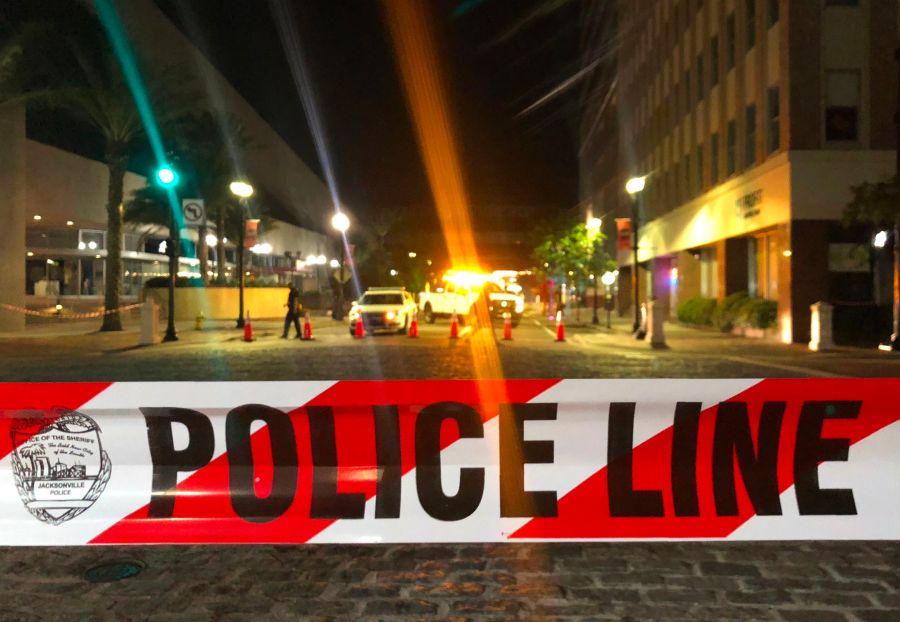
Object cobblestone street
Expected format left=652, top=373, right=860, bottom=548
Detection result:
left=1, top=315, right=898, bottom=620
left=2, top=542, right=897, bottom=621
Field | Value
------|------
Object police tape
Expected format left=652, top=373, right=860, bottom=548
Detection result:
left=0, top=379, right=897, bottom=545
left=0, top=302, right=142, bottom=319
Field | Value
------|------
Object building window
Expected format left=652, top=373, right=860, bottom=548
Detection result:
left=696, top=54, right=704, bottom=102
left=711, top=133, right=720, bottom=183
left=745, top=104, right=757, bottom=167
left=767, top=86, right=780, bottom=153
left=825, top=70, right=860, bottom=141
left=696, top=145, right=704, bottom=193
left=710, top=36, right=719, bottom=86
left=746, top=0, right=756, bottom=48
left=768, top=0, right=779, bottom=26
left=727, top=120, right=737, bottom=175
left=726, top=14, right=736, bottom=69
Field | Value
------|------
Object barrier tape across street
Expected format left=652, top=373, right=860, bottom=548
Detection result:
left=0, top=302, right=142, bottom=320
left=0, top=379, right=897, bottom=545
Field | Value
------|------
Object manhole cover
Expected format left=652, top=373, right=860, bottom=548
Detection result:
left=83, top=560, right=145, bottom=583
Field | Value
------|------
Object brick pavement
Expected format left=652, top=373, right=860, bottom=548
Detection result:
left=1, top=542, right=897, bottom=621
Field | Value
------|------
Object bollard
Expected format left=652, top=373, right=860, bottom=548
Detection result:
left=139, top=299, right=159, bottom=345
left=808, top=301, right=834, bottom=351
left=195, top=311, right=205, bottom=331
left=646, top=299, right=667, bottom=349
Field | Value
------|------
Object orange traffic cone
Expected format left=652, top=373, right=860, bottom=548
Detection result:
left=354, top=316, right=365, bottom=338
left=302, top=311, right=314, bottom=340
left=555, top=310, right=565, bottom=342
left=449, top=310, right=459, bottom=339
left=408, top=311, right=419, bottom=338
left=243, top=312, right=254, bottom=342
left=503, top=312, right=513, bottom=341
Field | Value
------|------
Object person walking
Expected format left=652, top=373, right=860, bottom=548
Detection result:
left=282, top=284, right=302, bottom=339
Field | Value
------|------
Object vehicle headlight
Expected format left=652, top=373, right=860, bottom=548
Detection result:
left=515, top=300, right=524, bottom=313
left=386, top=311, right=396, bottom=321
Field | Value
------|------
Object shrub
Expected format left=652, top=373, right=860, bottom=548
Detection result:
left=736, top=298, right=778, bottom=329
left=676, top=296, right=717, bottom=326
left=712, top=292, right=749, bottom=332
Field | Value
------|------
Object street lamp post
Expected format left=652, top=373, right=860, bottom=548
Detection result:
left=587, top=217, right=602, bottom=325
left=331, top=212, right=350, bottom=320
left=601, top=270, right=617, bottom=329
left=625, top=176, right=647, bottom=338
left=229, top=181, right=254, bottom=328
left=156, top=165, right=179, bottom=343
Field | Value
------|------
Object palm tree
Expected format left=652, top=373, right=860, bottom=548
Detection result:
left=125, top=114, right=267, bottom=285
left=0, top=6, right=192, bottom=330
left=171, top=112, right=253, bottom=285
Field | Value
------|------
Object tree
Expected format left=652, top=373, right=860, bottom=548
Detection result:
left=354, top=207, right=399, bottom=288
left=845, top=174, right=900, bottom=349
left=534, top=219, right=613, bottom=321
left=0, top=5, right=192, bottom=330
left=125, top=112, right=255, bottom=285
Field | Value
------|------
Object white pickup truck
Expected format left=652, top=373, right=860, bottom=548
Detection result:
left=418, top=274, right=524, bottom=326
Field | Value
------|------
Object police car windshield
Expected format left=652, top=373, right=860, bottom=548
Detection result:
left=361, top=294, right=404, bottom=305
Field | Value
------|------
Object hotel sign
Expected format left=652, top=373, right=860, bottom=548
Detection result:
left=735, top=190, right=762, bottom=219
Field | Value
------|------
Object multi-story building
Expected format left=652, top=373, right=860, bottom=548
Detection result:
left=581, top=0, right=897, bottom=343
left=0, top=0, right=338, bottom=330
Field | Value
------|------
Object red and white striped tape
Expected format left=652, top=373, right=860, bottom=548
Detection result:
left=0, top=302, right=142, bottom=319
left=0, top=379, right=897, bottom=545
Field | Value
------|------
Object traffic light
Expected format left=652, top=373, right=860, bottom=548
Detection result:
left=155, top=165, right=178, bottom=187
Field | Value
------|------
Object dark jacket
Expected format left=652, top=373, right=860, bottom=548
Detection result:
left=287, top=288, right=301, bottom=315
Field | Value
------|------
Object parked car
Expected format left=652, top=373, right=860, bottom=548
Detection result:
left=348, top=287, right=418, bottom=335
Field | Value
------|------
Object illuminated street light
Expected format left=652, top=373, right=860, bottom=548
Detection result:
left=873, top=230, right=889, bottom=248
left=329, top=258, right=340, bottom=268
left=331, top=212, right=350, bottom=233
left=330, top=212, right=351, bottom=319
left=587, top=217, right=602, bottom=233
left=33, top=214, right=42, bottom=221
left=230, top=180, right=254, bottom=328
left=390, top=269, right=399, bottom=277
left=305, top=254, right=317, bottom=265
left=66, top=220, right=74, bottom=226
left=205, top=233, right=218, bottom=247
left=601, top=271, right=617, bottom=287
left=316, top=254, right=327, bottom=265
left=625, top=176, right=647, bottom=195
left=229, top=180, right=254, bottom=198
left=408, top=251, right=417, bottom=258
left=624, top=175, right=647, bottom=337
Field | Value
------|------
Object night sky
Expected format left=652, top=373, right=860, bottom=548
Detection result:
left=154, top=0, right=584, bottom=218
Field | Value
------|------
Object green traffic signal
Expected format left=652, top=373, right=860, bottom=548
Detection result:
left=156, top=166, right=178, bottom=187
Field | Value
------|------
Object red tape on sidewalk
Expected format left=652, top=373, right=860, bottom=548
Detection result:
left=0, top=379, right=897, bottom=545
